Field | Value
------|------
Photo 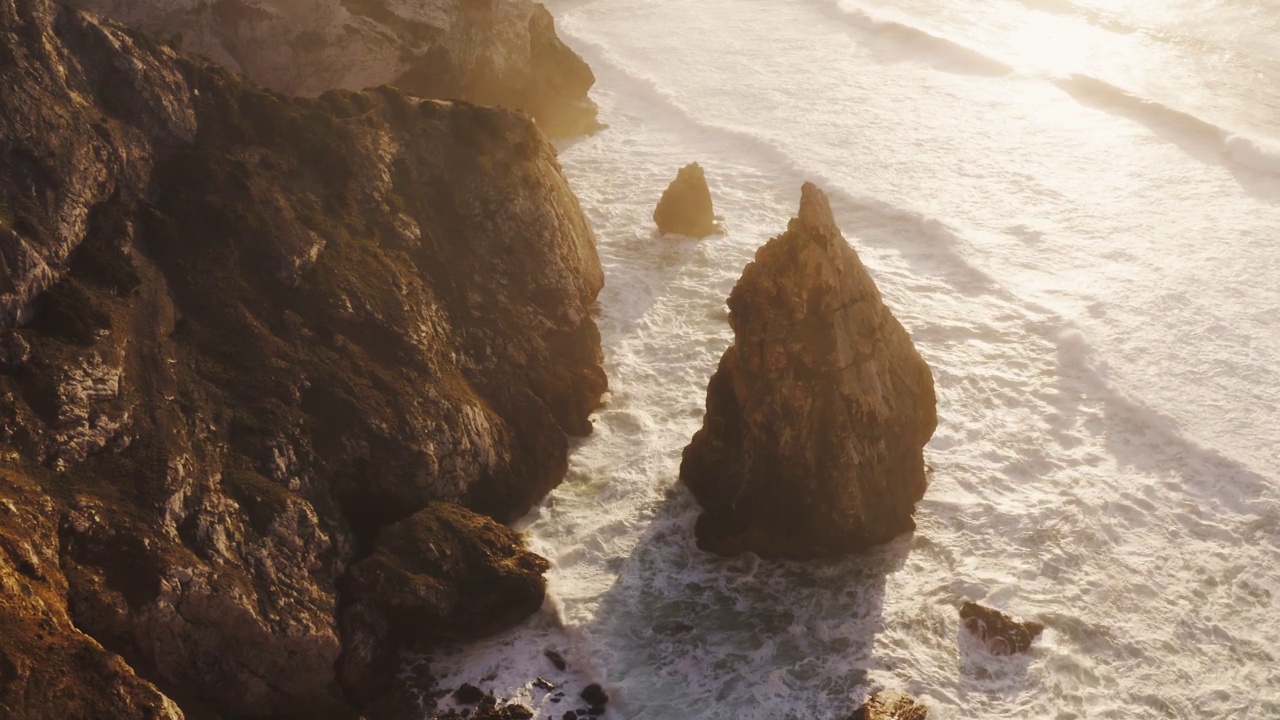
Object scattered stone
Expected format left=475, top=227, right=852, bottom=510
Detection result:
left=545, top=649, right=568, bottom=671
left=562, top=712, right=576, bottom=720
left=680, top=183, right=937, bottom=558
left=850, top=690, right=928, bottom=719
left=580, top=683, right=609, bottom=706
left=586, top=706, right=606, bottom=716
left=505, top=704, right=534, bottom=719
left=653, top=162, right=722, bottom=238
left=454, top=684, right=487, bottom=704
left=960, top=601, right=1044, bottom=655
left=533, top=677, right=557, bottom=691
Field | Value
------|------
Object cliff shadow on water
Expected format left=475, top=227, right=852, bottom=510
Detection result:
left=585, top=486, right=913, bottom=717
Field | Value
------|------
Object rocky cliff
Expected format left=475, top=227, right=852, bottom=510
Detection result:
left=680, top=184, right=936, bottom=558
left=63, top=0, right=602, bottom=137
left=0, top=0, right=605, bottom=715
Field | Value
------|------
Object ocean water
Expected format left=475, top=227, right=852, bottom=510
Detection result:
left=424, top=0, right=1280, bottom=717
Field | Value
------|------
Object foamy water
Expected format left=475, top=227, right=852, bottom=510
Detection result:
left=424, top=1, right=1280, bottom=717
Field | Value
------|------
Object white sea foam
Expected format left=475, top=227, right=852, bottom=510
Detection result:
left=423, top=0, right=1280, bottom=717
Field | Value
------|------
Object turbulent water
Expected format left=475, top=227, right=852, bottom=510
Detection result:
left=426, top=1, right=1280, bottom=717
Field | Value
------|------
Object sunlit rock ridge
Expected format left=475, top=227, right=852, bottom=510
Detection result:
left=0, top=0, right=605, bottom=715
left=64, top=0, right=602, bottom=136
left=681, top=183, right=937, bottom=559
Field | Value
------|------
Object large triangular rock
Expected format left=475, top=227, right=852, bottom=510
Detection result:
left=653, top=162, right=721, bottom=238
left=680, top=183, right=937, bottom=558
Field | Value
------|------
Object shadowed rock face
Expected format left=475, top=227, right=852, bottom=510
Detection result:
left=960, top=602, right=1044, bottom=656
left=342, top=503, right=549, bottom=703
left=0, top=0, right=604, bottom=715
left=653, top=162, right=720, bottom=238
left=849, top=690, right=929, bottom=720
left=680, top=183, right=936, bottom=558
left=64, top=0, right=602, bottom=137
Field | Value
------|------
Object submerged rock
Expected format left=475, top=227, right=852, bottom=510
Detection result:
left=849, top=690, right=928, bottom=720
left=680, top=183, right=937, bottom=558
left=653, top=162, right=722, bottom=238
left=0, top=0, right=605, bottom=716
left=960, top=601, right=1044, bottom=655
left=65, top=0, right=602, bottom=136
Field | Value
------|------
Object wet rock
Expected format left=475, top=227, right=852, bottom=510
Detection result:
left=504, top=704, right=534, bottom=719
left=680, top=183, right=937, bottom=558
left=545, top=649, right=568, bottom=671
left=580, top=683, right=609, bottom=706
left=454, top=683, right=487, bottom=704
left=65, top=0, right=602, bottom=136
left=653, top=162, right=722, bottom=238
left=533, top=677, right=557, bottom=691
left=850, top=690, right=928, bottom=720
left=960, top=601, right=1044, bottom=655
left=345, top=503, right=549, bottom=690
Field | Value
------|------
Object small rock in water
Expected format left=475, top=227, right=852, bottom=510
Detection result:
left=960, top=601, right=1044, bottom=655
left=562, top=712, right=576, bottom=720
left=454, top=683, right=486, bottom=704
left=580, top=683, right=609, bottom=706
left=653, top=162, right=722, bottom=238
left=849, top=690, right=928, bottom=719
left=586, top=705, right=606, bottom=716
left=545, top=649, right=568, bottom=671
left=505, top=704, right=534, bottom=719
left=533, top=677, right=557, bottom=691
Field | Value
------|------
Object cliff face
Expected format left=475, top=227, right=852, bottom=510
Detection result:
left=62, top=0, right=602, bottom=137
left=680, top=184, right=936, bottom=558
left=0, top=0, right=605, bottom=715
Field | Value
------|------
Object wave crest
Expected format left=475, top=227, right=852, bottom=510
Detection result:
left=1055, top=74, right=1280, bottom=177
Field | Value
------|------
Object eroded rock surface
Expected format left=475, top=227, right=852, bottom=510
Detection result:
left=960, top=601, right=1044, bottom=656
left=0, top=0, right=605, bottom=715
left=343, top=502, right=549, bottom=699
left=64, top=0, right=602, bottom=136
left=850, top=690, right=929, bottom=720
left=680, top=183, right=936, bottom=558
left=653, top=162, right=720, bottom=238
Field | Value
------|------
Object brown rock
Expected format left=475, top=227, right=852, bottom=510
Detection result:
left=850, top=690, right=928, bottom=720
left=0, top=0, right=605, bottom=716
left=960, top=601, right=1044, bottom=655
left=680, top=183, right=937, bottom=558
left=653, top=163, right=722, bottom=238
left=63, top=0, right=602, bottom=137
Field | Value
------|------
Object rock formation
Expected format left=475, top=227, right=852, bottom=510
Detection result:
left=960, top=602, right=1044, bottom=656
left=849, top=690, right=929, bottom=720
left=0, top=0, right=605, bottom=715
left=680, top=183, right=936, bottom=558
left=653, top=162, right=721, bottom=238
left=64, top=0, right=602, bottom=136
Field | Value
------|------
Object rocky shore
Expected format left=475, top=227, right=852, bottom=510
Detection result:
left=0, top=0, right=605, bottom=715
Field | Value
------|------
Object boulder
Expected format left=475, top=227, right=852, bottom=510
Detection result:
left=960, top=602, right=1044, bottom=655
left=653, top=163, right=721, bottom=238
left=849, top=690, right=928, bottom=720
left=680, top=183, right=937, bottom=558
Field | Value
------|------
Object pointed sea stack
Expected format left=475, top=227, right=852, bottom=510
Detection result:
left=679, top=183, right=937, bottom=558
left=653, top=162, right=721, bottom=238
